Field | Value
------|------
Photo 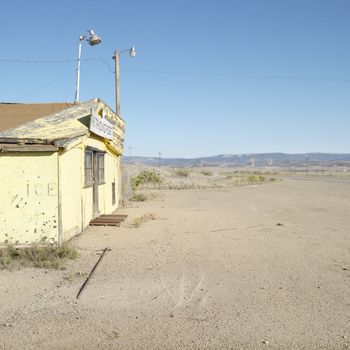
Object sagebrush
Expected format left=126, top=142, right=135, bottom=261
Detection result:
left=131, top=169, right=162, bottom=190
left=174, top=168, right=191, bottom=177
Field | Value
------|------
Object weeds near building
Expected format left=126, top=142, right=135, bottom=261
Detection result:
left=0, top=243, right=78, bottom=270
left=130, top=213, right=156, bottom=228
left=131, top=193, right=148, bottom=202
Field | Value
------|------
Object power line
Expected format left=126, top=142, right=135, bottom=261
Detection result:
left=0, top=58, right=76, bottom=63
left=0, top=57, right=114, bottom=73
left=1, top=57, right=350, bottom=82
left=14, top=69, right=76, bottom=101
left=0, top=57, right=111, bottom=67
left=121, top=68, right=350, bottom=83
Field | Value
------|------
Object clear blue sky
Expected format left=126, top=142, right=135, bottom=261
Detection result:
left=1, top=0, right=349, bottom=157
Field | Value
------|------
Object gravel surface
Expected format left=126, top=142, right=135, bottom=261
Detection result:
left=0, top=178, right=349, bottom=349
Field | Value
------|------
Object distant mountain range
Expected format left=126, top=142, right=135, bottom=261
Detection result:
left=122, top=153, right=350, bottom=167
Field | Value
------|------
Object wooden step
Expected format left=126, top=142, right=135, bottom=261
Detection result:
left=90, top=214, right=128, bottom=227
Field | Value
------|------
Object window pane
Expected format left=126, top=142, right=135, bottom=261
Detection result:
left=85, top=152, right=92, bottom=168
left=84, top=151, right=93, bottom=186
left=97, top=154, right=105, bottom=182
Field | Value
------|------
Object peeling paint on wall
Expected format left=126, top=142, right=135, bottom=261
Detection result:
left=0, top=152, right=59, bottom=244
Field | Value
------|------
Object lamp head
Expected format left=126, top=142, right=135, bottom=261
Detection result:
left=129, top=45, right=136, bottom=57
left=88, top=30, right=102, bottom=46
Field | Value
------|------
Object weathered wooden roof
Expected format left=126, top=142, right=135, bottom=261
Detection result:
left=0, top=102, right=75, bottom=132
left=0, top=99, right=126, bottom=154
left=0, top=143, right=58, bottom=152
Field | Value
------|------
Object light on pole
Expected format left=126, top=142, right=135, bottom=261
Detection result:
left=75, top=30, right=102, bottom=103
left=112, top=46, right=136, bottom=116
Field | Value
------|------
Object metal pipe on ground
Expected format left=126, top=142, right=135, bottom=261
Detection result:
left=76, top=247, right=109, bottom=299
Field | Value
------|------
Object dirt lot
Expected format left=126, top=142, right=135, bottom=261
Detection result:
left=0, top=177, right=349, bottom=349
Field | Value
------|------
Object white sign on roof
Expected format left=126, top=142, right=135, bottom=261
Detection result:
left=89, top=108, right=113, bottom=140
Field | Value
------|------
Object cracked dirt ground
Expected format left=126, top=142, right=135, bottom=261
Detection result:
left=0, top=178, right=349, bottom=349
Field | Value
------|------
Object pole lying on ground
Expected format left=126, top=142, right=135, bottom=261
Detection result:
left=76, top=247, right=109, bottom=299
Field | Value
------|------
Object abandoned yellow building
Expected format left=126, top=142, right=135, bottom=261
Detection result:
left=0, top=99, right=125, bottom=244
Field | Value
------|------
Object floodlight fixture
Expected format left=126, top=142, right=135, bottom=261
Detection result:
left=88, top=30, right=102, bottom=46
left=74, top=29, right=102, bottom=103
left=129, top=45, right=136, bottom=57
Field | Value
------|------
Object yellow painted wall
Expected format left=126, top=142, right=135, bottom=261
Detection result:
left=0, top=136, right=122, bottom=244
left=0, top=152, right=59, bottom=244
left=59, top=147, right=83, bottom=243
left=97, top=152, right=121, bottom=215
left=82, top=187, right=93, bottom=228
left=59, top=136, right=122, bottom=241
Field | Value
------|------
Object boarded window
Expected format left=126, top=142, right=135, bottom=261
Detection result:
left=97, top=153, right=105, bottom=183
left=84, top=150, right=93, bottom=187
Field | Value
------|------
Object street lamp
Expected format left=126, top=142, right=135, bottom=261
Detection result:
left=112, top=46, right=136, bottom=116
left=75, top=30, right=102, bottom=103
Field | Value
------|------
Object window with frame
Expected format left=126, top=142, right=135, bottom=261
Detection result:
left=97, top=153, right=105, bottom=184
left=84, top=150, right=93, bottom=187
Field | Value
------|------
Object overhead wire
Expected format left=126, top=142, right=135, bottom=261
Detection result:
left=0, top=58, right=113, bottom=101
left=1, top=57, right=349, bottom=82
left=13, top=69, right=76, bottom=102
left=1, top=56, right=350, bottom=101
left=121, top=68, right=350, bottom=83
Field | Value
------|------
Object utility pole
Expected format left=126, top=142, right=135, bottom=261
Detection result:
left=158, top=152, right=162, bottom=168
left=112, top=46, right=136, bottom=116
left=113, top=50, right=121, bottom=116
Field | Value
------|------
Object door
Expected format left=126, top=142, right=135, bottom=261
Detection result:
left=85, top=148, right=104, bottom=219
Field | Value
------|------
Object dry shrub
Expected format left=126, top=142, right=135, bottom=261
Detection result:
left=201, top=170, right=213, bottom=176
left=0, top=243, right=78, bottom=270
left=248, top=174, right=266, bottom=183
left=131, top=193, right=148, bottom=202
left=132, top=169, right=162, bottom=190
left=174, top=168, right=191, bottom=177
left=130, top=213, right=156, bottom=228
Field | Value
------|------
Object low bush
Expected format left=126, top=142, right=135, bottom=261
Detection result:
left=174, top=168, right=191, bottom=177
left=247, top=174, right=266, bottom=183
left=201, top=170, right=213, bottom=176
left=130, top=213, right=156, bottom=228
left=131, top=193, right=148, bottom=202
left=131, top=169, right=162, bottom=190
left=0, top=243, right=78, bottom=270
